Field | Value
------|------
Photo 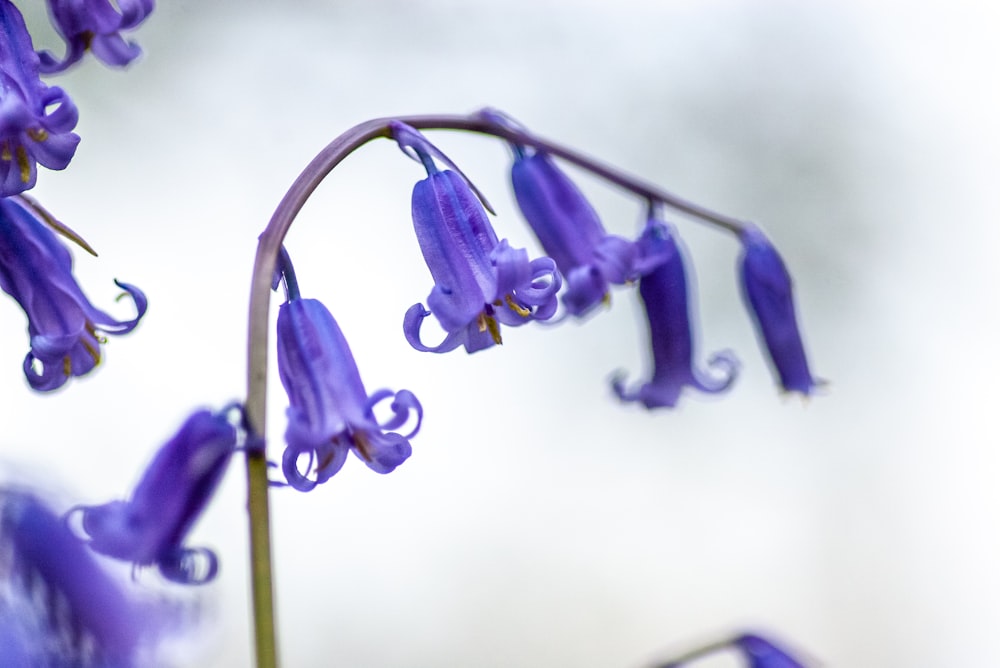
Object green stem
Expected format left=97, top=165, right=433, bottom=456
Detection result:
left=242, top=111, right=749, bottom=668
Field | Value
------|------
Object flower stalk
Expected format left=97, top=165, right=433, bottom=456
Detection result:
left=243, top=111, right=752, bottom=668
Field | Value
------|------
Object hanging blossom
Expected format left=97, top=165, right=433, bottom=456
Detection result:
left=37, top=0, right=155, bottom=73
left=276, top=257, right=422, bottom=490
left=482, top=110, right=640, bottom=317
left=72, top=408, right=238, bottom=584
left=655, top=632, right=808, bottom=668
left=0, top=195, right=147, bottom=391
left=613, top=214, right=739, bottom=408
left=738, top=224, right=820, bottom=396
left=392, top=121, right=562, bottom=353
left=0, top=491, right=166, bottom=665
left=0, top=0, right=80, bottom=197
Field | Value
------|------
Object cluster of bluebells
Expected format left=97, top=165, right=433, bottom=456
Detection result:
left=0, top=0, right=153, bottom=392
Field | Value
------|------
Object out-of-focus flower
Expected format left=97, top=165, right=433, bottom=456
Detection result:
left=1, top=491, right=162, bottom=665
left=482, top=109, right=638, bottom=316
left=38, top=0, right=155, bottom=73
left=0, top=0, right=80, bottom=196
left=613, top=217, right=738, bottom=408
left=735, top=633, right=808, bottom=668
left=277, top=296, right=422, bottom=491
left=0, top=195, right=147, bottom=392
left=653, top=631, right=809, bottom=668
left=511, top=151, right=638, bottom=316
left=739, top=224, right=819, bottom=395
left=392, top=121, right=561, bottom=353
left=74, top=408, right=237, bottom=584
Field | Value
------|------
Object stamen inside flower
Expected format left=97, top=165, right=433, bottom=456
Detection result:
left=16, top=146, right=30, bottom=182
left=353, top=432, right=374, bottom=463
left=1, top=140, right=10, bottom=160
left=27, top=128, right=48, bottom=142
left=476, top=312, right=503, bottom=344
left=505, top=294, right=531, bottom=317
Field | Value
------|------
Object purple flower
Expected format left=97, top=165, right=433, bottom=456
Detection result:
left=739, top=225, right=819, bottom=395
left=735, top=633, right=808, bottom=668
left=74, top=409, right=237, bottom=584
left=613, top=217, right=738, bottom=408
left=1, top=491, right=160, bottom=664
left=38, top=0, right=155, bottom=73
left=392, top=122, right=561, bottom=353
left=277, top=297, right=422, bottom=491
left=0, top=0, right=80, bottom=196
left=511, top=150, right=639, bottom=316
left=0, top=196, right=147, bottom=391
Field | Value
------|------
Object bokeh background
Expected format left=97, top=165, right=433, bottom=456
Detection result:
left=4, top=0, right=999, bottom=665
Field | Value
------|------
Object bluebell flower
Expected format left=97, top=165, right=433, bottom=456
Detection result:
left=613, top=216, right=738, bottom=408
left=739, top=225, right=819, bottom=395
left=0, top=0, right=80, bottom=196
left=0, top=196, right=147, bottom=391
left=480, top=109, right=638, bottom=316
left=392, top=122, right=561, bottom=353
left=1, top=491, right=161, bottom=665
left=277, top=296, right=422, bottom=491
left=735, top=633, right=808, bottom=668
left=73, top=408, right=237, bottom=584
left=511, top=150, right=639, bottom=316
left=38, top=0, right=155, bottom=73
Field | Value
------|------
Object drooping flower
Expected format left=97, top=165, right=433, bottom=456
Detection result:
left=1, top=491, right=162, bottom=665
left=277, top=295, right=422, bottom=491
left=392, top=121, right=561, bottom=353
left=38, top=0, right=155, bottom=73
left=482, top=109, right=638, bottom=317
left=734, top=633, right=808, bottom=668
left=0, top=196, right=147, bottom=391
left=0, top=0, right=80, bottom=196
left=738, top=224, right=819, bottom=395
left=653, top=632, right=809, bottom=668
left=73, top=408, right=237, bottom=584
left=613, top=216, right=739, bottom=408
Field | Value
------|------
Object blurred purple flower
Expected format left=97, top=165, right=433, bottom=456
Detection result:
left=0, top=0, right=80, bottom=196
left=277, top=296, right=422, bottom=491
left=613, top=217, right=738, bottom=408
left=511, top=150, right=638, bottom=316
left=1, top=491, right=161, bottom=665
left=735, top=633, right=808, bottom=668
left=739, top=225, right=819, bottom=395
left=392, top=122, right=561, bottom=353
left=74, top=408, right=237, bottom=584
left=0, top=196, right=147, bottom=391
left=38, top=0, right=155, bottom=73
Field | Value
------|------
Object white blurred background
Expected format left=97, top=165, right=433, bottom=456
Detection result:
left=4, top=0, right=999, bottom=665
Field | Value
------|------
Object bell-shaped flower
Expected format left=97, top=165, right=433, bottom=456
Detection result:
left=38, top=0, right=155, bottom=73
left=72, top=408, right=237, bottom=584
left=392, top=122, right=561, bottom=353
left=0, top=196, right=147, bottom=391
left=739, top=225, right=819, bottom=395
left=0, top=0, right=80, bottom=196
left=277, top=296, right=422, bottom=491
left=613, top=217, right=738, bottom=408
left=511, top=150, right=639, bottom=316
left=1, top=491, right=163, bottom=665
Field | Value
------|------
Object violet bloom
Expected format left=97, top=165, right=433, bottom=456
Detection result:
left=511, top=150, right=639, bottom=316
left=38, top=0, right=155, bottom=73
left=1, top=491, right=159, bottom=665
left=735, top=633, right=808, bottom=668
left=0, top=0, right=80, bottom=196
left=392, top=122, right=561, bottom=353
left=277, top=296, right=422, bottom=491
left=0, top=196, right=147, bottom=391
left=74, top=409, right=237, bottom=584
left=613, top=217, right=738, bottom=408
left=739, top=225, right=819, bottom=395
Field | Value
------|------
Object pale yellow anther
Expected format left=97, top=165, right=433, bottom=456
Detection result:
left=27, top=128, right=48, bottom=142
left=62, top=356, right=71, bottom=377
left=505, top=294, right=531, bottom=318
left=16, top=146, right=30, bottom=183
left=602, top=292, right=612, bottom=307
left=1, top=141, right=11, bottom=161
